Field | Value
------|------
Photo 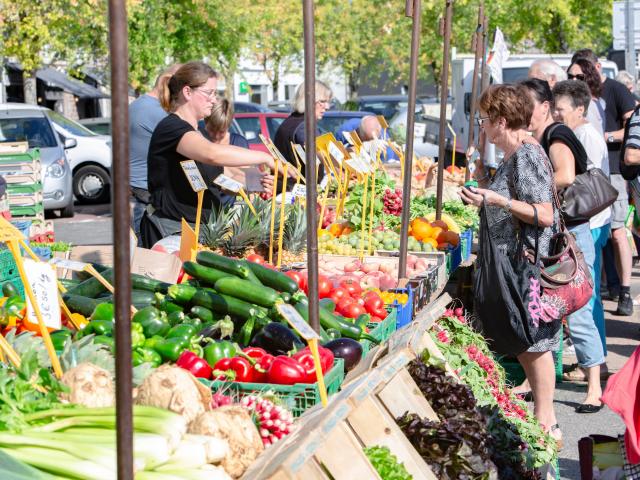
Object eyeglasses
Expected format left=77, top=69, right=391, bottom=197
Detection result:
left=476, top=116, right=490, bottom=126
left=316, top=99, right=331, bottom=106
left=568, top=73, right=585, bottom=81
left=194, top=87, right=218, bottom=99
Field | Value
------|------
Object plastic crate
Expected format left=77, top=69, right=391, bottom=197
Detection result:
left=361, top=309, right=397, bottom=356
left=205, top=358, right=345, bottom=418
left=10, top=204, right=44, bottom=218
left=446, top=242, right=463, bottom=274
left=11, top=220, right=31, bottom=241
left=460, top=229, right=473, bottom=261
left=386, top=286, right=414, bottom=329
left=7, top=183, right=42, bottom=195
left=0, top=149, right=40, bottom=164
left=0, top=249, right=19, bottom=280
left=498, top=330, right=564, bottom=385
left=31, top=246, right=52, bottom=261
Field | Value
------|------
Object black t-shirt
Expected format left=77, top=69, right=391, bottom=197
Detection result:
left=147, top=114, right=222, bottom=223
left=540, top=122, right=588, bottom=174
left=602, top=78, right=637, bottom=174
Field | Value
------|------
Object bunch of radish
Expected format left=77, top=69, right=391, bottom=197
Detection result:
left=240, top=395, right=294, bottom=447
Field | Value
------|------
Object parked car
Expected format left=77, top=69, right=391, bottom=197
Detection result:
left=0, top=103, right=75, bottom=217
left=267, top=101, right=292, bottom=113
left=79, top=117, right=111, bottom=135
left=48, top=111, right=112, bottom=204
left=233, top=102, right=273, bottom=113
left=317, top=111, right=375, bottom=139
left=234, top=113, right=288, bottom=152
left=356, top=95, right=433, bottom=122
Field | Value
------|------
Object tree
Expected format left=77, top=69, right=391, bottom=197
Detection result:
left=247, top=2, right=302, bottom=100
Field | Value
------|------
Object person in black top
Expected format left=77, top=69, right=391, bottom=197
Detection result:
left=140, top=61, right=283, bottom=247
left=572, top=49, right=637, bottom=317
left=273, top=80, right=331, bottom=190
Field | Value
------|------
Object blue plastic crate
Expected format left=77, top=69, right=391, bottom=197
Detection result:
left=460, top=229, right=473, bottom=261
left=387, top=286, right=414, bottom=329
left=31, top=246, right=51, bottom=261
left=11, top=220, right=31, bottom=242
left=447, top=242, right=463, bottom=273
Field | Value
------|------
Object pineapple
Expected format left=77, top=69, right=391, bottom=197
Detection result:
left=200, top=204, right=235, bottom=251
left=221, top=203, right=262, bottom=258
left=280, top=203, right=307, bottom=264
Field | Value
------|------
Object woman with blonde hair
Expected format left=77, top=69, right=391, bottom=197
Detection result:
left=140, top=61, right=286, bottom=247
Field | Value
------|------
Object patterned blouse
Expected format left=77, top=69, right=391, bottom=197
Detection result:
left=485, top=142, right=559, bottom=258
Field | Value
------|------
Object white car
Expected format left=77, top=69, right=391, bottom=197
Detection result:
left=48, top=111, right=112, bottom=204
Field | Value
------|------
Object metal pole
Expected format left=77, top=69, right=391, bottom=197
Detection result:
left=303, top=0, right=319, bottom=333
left=464, top=3, right=483, bottom=182
left=626, top=0, right=637, bottom=79
left=480, top=14, right=489, bottom=91
left=435, top=0, right=454, bottom=220
left=398, top=0, right=422, bottom=279
left=107, top=0, right=133, bottom=478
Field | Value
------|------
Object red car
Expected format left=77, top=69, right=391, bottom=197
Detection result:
left=234, top=113, right=288, bottom=152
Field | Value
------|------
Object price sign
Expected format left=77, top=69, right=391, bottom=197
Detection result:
left=319, top=174, right=329, bottom=190
left=0, top=218, right=25, bottom=242
left=24, top=259, right=61, bottom=329
left=180, top=160, right=207, bottom=192
left=342, top=131, right=356, bottom=146
left=345, top=158, right=363, bottom=174
left=213, top=174, right=243, bottom=193
left=293, top=144, right=320, bottom=166
left=276, top=303, right=320, bottom=341
left=49, top=258, right=87, bottom=272
left=291, top=184, right=307, bottom=198
left=328, top=141, right=345, bottom=165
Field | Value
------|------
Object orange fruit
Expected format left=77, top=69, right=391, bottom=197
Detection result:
left=341, top=226, right=353, bottom=236
left=328, top=223, right=343, bottom=237
left=429, top=226, right=443, bottom=240
left=430, top=220, right=449, bottom=231
left=411, top=222, right=432, bottom=241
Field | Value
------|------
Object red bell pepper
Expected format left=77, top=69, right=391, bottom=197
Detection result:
left=240, top=348, right=274, bottom=383
left=176, top=351, right=212, bottom=379
left=267, top=356, right=307, bottom=385
left=242, top=347, right=268, bottom=359
left=213, top=357, right=255, bottom=382
left=293, top=346, right=335, bottom=383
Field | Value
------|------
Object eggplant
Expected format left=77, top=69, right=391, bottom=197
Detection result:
left=249, top=322, right=304, bottom=355
left=323, top=338, right=363, bottom=372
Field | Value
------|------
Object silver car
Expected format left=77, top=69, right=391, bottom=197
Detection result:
left=0, top=103, right=75, bottom=217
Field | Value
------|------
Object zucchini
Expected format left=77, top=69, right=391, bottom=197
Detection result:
left=168, top=284, right=199, bottom=305
left=240, top=260, right=263, bottom=286
left=99, top=290, right=156, bottom=308
left=183, top=262, right=229, bottom=286
left=74, top=263, right=109, bottom=281
left=65, top=268, right=114, bottom=298
left=62, top=294, right=104, bottom=317
left=58, top=278, right=80, bottom=289
left=195, top=251, right=251, bottom=278
left=66, top=268, right=170, bottom=298
left=155, top=295, right=185, bottom=314
left=191, top=289, right=267, bottom=319
left=189, top=305, right=214, bottom=323
left=246, top=262, right=299, bottom=294
left=214, top=277, right=279, bottom=308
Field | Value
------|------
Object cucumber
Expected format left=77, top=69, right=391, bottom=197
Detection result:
left=62, top=294, right=104, bottom=317
left=195, top=251, right=251, bottom=278
left=190, top=305, right=214, bottom=323
left=191, top=289, right=267, bottom=319
left=214, top=277, right=279, bottom=308
left=246, top=262, right=299, bottom=294
left=99, top=290, right=157, bottom=308
left=168, top=284, right=198, bottom=304
left=65, top=268, right=114, bottom=298
left=58, top=278, right=80, bottom=289
left=66, top=269, right=170, bottom=298
left=183, top=262, right=229, bottom=286
left=240, top=260, right=263, bottom=286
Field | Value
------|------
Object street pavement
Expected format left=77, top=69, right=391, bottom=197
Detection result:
left=52, top=204, right=639, bottom=479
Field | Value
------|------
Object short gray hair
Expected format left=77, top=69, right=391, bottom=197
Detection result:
left=616, top=70, right=635, bottom=88
left=529, top=59, right=567, bottom=83
left=292, top=80, right=333, bottom=114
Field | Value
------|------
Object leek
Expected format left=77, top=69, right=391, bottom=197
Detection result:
left=183, top=434, right=229, bottom=463
left=154, top=441, right=208, bottom=471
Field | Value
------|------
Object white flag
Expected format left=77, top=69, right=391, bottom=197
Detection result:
left=487, top=27, right=510, bottom=84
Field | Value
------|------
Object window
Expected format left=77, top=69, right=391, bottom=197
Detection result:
left=235, top=117, right=262, bottom=143
left=47, top=110, right=97, bottom=137
left=0, top=117, right=58, bottom=148
left=266, top=117, right=285, bottom=139
left=249, top=85, right=267, bottom=105
left=285, top=85, right=297, bottom=101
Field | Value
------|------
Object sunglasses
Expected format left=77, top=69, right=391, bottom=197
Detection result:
left=476, top=116, right=490, bottom=126
left=568, top=73, right=586, bottom=81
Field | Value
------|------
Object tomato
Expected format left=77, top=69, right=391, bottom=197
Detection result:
left=340, top=279, right=362, bottom=297
left=370, top=315, right=385, bottom=323
left=343, top=303, right=366, bottom=319
left=318, top=275, right=332, bottom=299
left=246, top=254, right=265, bottom=264
left=285, top=271, right=304, bottom=287
left=336, top=297, right=355, bottom=315
left=363, top=292, right=384, bottom=315
left=299, top=271, right=308, bottom=292
left=329, top=287, right=349, bottom=304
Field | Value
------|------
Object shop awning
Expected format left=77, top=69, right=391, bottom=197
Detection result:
left=36, top=68, right=109, bottom=99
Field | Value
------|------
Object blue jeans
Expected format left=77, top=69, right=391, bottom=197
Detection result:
left=591, top=224, right=610, bottom=356
left=567, top=222, right=605, bottom=368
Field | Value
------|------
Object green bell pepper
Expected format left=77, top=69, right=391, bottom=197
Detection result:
left=93, top=335, right=115, bottom=350
left=84, top=319, right=114, bottom=336
left=166, top=311, right=186, bottom=327
left=134, top=347, right=162, bottom=368
left=166, top=323, right=198, bottom=344
left=203, top=340, right=237, bottom=368
left=132, top=349, right=144, bottom=367
left=90, top=303, right=115, bottom=322
left=182, top=316, right=202, bottom=329
left=132, top=306, right=170, bottom=338
left=131, top=323, right=146, bottom=349
left=50, top=329, right=72, bottom=351
left=144, top=335, right=164, bottom=350
left=154, top=337, right=186, bottom=362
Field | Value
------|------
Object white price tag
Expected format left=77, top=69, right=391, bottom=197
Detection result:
left=319, top=174, right=329, bottom=190
left=49, top=258, right=88, bottom=272
left=328, top=141, right=344, bottom=165
left=276, top=303, right=320, bottom=341
left=180, top=160, right=207, bottom=192
left=293, top=144, right=320, bottom=166
left=342, top=131, right=356, bottom=146
left=344, top=158, right=362, bottom=173
left=292, top=184, right=307, bottom=198
left=213, top=174, right=243, bottom=193
left=24, top=259, right=61, bottom=329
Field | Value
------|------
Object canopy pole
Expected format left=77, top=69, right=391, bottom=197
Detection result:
left=107, top=0, right=134, bottom=477
left=464, top=3, right=483, bottom=182
left=398, top=0, right=422, bottom=279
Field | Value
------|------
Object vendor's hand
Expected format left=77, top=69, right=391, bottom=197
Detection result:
left=459, top=186, right=506, bottom=208
left=260, top=173, right=275, bottom=193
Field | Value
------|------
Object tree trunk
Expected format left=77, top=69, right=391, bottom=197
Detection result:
left=272, top=65, right=280, bottom=101
left=23, top=71, right=38, bottom=105
left=348, top=71, right=359, bottom=100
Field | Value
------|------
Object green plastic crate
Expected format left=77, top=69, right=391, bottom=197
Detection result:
left=204, top=358, right=345, bottom=418
left=7, top=183, right=42, bottom=195
left=0, top=249, right=19, bottom=281
left=0, top=149, right=40, bottom=164
left=10, top=204, right=44, bottom=217
left=361, top=308, right=397, bottom=356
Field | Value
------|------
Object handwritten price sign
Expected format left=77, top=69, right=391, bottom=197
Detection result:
left=24, top=259, right=61, bottom=329
left=213, top=174, right=244, bottom=193
left=180, top=160, right=207, bottom=192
